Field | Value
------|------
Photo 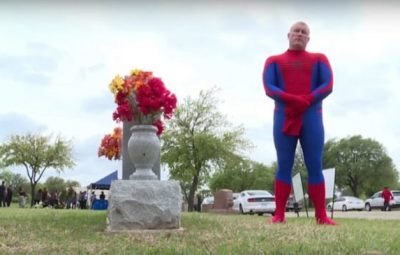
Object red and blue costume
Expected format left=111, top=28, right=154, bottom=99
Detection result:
left=263, top=49, right=336, bottom=224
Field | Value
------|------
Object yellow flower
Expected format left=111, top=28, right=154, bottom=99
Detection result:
left=130, top=69, right=141, bottom=76
left=109, top=75, right=125, bottom=95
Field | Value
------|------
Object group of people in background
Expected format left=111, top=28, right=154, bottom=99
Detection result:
left=0, top=181, right=13, bottom=207
left=0, top=181, right=28, bottom=208
left=34, top=186, right=90, bottom=209
left=0, top=181, right=106, bottom=209
left=34, top=187, right=62, bottom=208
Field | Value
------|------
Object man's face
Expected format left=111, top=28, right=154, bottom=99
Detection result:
left=288, top=23, right=310, bottom=50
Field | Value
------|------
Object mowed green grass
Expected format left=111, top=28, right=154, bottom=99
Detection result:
left=0, top=208, right=399, bottom=255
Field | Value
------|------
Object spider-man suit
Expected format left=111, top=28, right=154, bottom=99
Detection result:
left=263, top=49, right=335, bottom=225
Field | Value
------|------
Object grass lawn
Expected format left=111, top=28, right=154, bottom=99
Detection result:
left=0, top=207, right=399, bottom=254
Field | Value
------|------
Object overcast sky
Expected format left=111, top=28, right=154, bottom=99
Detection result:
left=1, top=1, right=400, bottom=187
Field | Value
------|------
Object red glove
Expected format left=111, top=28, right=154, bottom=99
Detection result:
left=286, top=95, right=310, bottom=118
left=282, top=94, right=312, bottom=136
left=301, top=94, right=314, bottom=106
left=283, top=116, right=302, bottom=136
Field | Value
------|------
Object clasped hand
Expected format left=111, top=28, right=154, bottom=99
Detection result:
left=285, top=95, right=311, bottom=118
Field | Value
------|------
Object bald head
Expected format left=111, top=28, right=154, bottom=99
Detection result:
left=288, top=21, right=310, bottom=50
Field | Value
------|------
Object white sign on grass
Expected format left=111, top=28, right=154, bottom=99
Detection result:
left=322, top=168, right=336, bottom=199
left=292, top=173, right=304, bottom=203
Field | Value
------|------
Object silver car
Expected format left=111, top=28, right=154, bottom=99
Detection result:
left=364, top=190, right=400, bottom=211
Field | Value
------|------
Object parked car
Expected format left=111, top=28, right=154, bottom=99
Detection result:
left=326, top=196, right=364, bottom=211
left=232, top=193, right=240, bottom=212
left=235, top=190, right=275, bottom=216
left=286, top=195, right=303, bottom=212
left=201, top=196, right=214, bottom=206
left=232, top=192, right=240, bottom=200
left=365, top=190, right=400, bottom=211
left=201, top=196, right=214, bottom=212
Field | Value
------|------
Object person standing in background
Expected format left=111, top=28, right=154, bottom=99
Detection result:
left=19, top=187, right=27, bottom=208
left=382, top=187, right=394, bottom=211
left=0, top=181, right=5, bottom=207
left=5, top=185, right=12, bottom=207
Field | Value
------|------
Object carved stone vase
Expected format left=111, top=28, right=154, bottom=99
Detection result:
left=127, top=125, right=159, bottom=180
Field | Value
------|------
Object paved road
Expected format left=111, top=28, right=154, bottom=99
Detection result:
left=285, top=210, right=400, bottom=220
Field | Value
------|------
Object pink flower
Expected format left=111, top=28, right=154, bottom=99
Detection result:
left=113, top=102, right=133, bottom=122
left=153, top=119, right=164, bottom=136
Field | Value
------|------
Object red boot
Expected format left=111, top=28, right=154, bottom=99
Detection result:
left=308, top=182, right=337, bottom=225
left=270, top=179, right=291, bottom=224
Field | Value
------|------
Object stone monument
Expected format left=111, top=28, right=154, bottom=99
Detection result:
left=107, top=122, right=181, bottom=232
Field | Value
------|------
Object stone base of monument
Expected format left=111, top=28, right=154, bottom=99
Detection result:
left=107, top=180, right=182, bottom=232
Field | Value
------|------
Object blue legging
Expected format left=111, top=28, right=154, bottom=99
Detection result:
left=273, top=107, right=324, bottom=185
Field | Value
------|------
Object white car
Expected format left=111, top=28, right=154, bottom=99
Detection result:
left=364, top=190, right=400, bottom=211
left=201, top=196, right=214, bottom=206
left=232, top=193, right=240, bottom=212
left=236, top=190, right=275, bottom=216
left=326, top=196, right=364, bottom=211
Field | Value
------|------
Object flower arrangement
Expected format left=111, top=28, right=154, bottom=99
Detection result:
left=109, top=69, right=177, bottom=134
left=98, top=127, right=122, bottom=160
left=98, top=69, right=177, bottom=160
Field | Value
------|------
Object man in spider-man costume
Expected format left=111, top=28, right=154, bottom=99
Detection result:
left=262, top=21, right=336, bottom=225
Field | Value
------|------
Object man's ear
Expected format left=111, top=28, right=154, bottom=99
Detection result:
left=287, top=33, right=290, bottom=39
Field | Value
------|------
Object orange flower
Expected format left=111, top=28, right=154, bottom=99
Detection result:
left=98, top=127, right=122, bottom=160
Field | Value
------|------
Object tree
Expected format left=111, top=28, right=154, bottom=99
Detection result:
left=209, top=157, right=275, bottom=192
left=66, top=180, right=81, bottom=188
left=0, top=169, right=14, bottom=185
left=162, top=88, right=251, bottom=211
left=323, top=135, right=398, bottom=197
left=44, top=176, right=66, bottom=192
left=44, top=176, right=68, bottom=202
left=0, top=134, right=75, bottom=206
